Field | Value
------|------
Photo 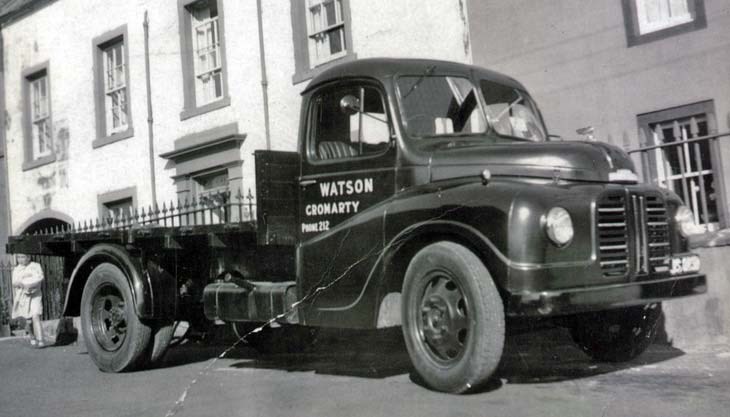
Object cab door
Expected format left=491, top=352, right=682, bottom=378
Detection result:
left=298, top=81, right=396, bottom=325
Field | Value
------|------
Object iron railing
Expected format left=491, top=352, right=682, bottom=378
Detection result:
left=29, top=188, right=257, bottom=236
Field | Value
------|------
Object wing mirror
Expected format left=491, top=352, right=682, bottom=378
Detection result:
left=339, top=95, right=361, bottom=115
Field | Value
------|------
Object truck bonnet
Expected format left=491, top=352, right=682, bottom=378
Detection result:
left=426, top=140, right=638, bottom=183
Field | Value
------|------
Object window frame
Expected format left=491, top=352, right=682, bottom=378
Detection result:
left=178, top=0, right=230, bottom=120
left=622, top=0, right=707, bottom=47
left=97, top=186, right=137, bottom=221
left=92, top=25, right=134, bottom=148
left=305, top=80, right=394, bottom=166
left=291, top=0, right=356, bottom=84
left=637, top=100, right=726, bottom=229
left=21, top=62, right=55, bottom=171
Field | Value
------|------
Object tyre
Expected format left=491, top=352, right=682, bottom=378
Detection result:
left=232, top=322, right=319, bottom=354
left=569, top=303, right=662, bottom=362
left=401, top=241, right=505, bottom=394
left=80, top=263, right=152, bottom=372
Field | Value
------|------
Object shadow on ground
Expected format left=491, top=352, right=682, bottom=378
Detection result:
left=157, top=323, right=685, bottom=393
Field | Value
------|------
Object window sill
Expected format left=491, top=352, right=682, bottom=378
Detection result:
left=92, top=128, right=135, bottom=149
left=292, top=52, right=357, bottom=85
left=180, top=96, right=231, bottom=121
left=22, top=154, right=56, bottom=171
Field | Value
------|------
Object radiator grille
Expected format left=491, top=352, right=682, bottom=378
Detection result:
left=646, top=195, right=671, bottom=272
left=597, top=193, right=629, bottom=277
left=597, top=191, right=670, bottom=278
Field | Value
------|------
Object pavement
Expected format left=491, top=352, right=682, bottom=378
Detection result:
left=0, top=326, right=729, bottom=417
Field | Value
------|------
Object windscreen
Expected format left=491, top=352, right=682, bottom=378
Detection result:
left=397, top=75, right=486, bottom=137
left=480, top=79, right=546, bottom=142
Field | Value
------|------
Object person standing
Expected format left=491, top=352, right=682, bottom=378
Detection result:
left=11, top=254, right=46, bottom=347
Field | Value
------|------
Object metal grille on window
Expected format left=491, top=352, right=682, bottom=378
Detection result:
left=306, top=0, right=346, bottom=66
left=650, top=115, right=718, bottom=231
left=103, top=41, right=128, bottom=134
left=192, top=2, right=222, bottom=105
left=30, top=75, right=51, bottom=158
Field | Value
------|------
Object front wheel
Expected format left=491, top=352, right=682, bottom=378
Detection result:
left=569, top=303, right=662, bottom=362
left=401, top=242, right=505, bottom=394
left=80, top=263, right=152, bottom=372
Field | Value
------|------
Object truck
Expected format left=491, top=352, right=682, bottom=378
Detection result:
left=7, top=58, right=706, bottom=393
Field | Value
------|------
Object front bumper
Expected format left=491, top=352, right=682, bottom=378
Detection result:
left=506, top=273, right=706, bottom=317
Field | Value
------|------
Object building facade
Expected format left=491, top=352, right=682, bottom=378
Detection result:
left=468, top=0, right=730, bottom=233
left=0, top=0, right=471, bottom=235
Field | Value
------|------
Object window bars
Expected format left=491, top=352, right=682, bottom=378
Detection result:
left=630, top=115, right=729, bottom=232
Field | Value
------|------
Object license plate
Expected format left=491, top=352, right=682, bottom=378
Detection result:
left=670, top=255, right=701, bottom=275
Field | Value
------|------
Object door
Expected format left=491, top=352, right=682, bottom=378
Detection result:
left=298, top=80, right=396, bottom=324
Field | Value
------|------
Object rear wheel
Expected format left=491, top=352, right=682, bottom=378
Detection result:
left=570, top=303, right=662, bottom=362
left=80, top=263, right=152, bottom=372
left=401, top=241, right=505, bottom=393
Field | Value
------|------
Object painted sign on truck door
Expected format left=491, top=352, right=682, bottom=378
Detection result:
left=298, top=81, right=396, bottom=325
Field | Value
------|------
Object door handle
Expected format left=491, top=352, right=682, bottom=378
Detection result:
left=300, top=179, right=317, bottom=187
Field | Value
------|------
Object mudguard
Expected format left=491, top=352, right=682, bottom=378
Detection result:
left=63, top=244, right=158, bottom=319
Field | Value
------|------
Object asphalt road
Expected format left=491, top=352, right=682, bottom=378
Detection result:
left=1, top=326, right=729, bottom=417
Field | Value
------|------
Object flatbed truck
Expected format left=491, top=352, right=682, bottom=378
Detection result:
left=7, top=58, right=706, bottom=393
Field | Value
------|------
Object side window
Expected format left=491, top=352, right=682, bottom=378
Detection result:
left=309, top=84, right=390, bottom=162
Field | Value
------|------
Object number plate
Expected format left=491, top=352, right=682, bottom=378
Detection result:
left=670, top=255, right=701, bottom=276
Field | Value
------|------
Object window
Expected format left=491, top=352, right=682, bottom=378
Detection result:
left=308, top=84, right=391, bottom=161
left=306, top=0, right=346, bottom=66
left=178, top=0, right=229, bottom=120
left=103, top=197, right=134, bottom=220
left=396, top=75, right=486, bottom=138
left=638, top=101, right=724, bottom=231
left=93, top=26, right=133, bottom=147
left=291, top=0, right=355, bottom=83
left=622, top=0, right=706, bottom=46
left=194, top=169, right=229, bottom=222
left=98, top=187, right=137, bottom=224
left=30, top=75, right=51, bottom=157
left=22, top=64, right=54, bottom=170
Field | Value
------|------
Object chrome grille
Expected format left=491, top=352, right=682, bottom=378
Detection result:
left=597, top=191, right=670, bottom=278
left=598, top=193, right=629, bottom=277
left=646, top=195, right=670, bottom=272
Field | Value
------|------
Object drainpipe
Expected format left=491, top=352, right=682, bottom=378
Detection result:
left=143, top=11, right=157, bottom=204
left=256, top=0, right=271, bottom=150
left=0, top=29, right=12, bottom=247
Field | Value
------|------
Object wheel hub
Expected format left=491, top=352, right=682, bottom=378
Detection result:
left=418, top=273, right=469, bottom=363
left=91, top=285, right=128, bottom=352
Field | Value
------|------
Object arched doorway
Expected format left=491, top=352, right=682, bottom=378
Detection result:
left=14, top=211, right=73, bottom=320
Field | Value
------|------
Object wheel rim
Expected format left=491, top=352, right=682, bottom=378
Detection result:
left=90, top=283, right=128, bottom=352
left=416, top=270, right=470, bottom=365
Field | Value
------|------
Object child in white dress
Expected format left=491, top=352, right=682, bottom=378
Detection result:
left=11, top=254, right=46, bottom=347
